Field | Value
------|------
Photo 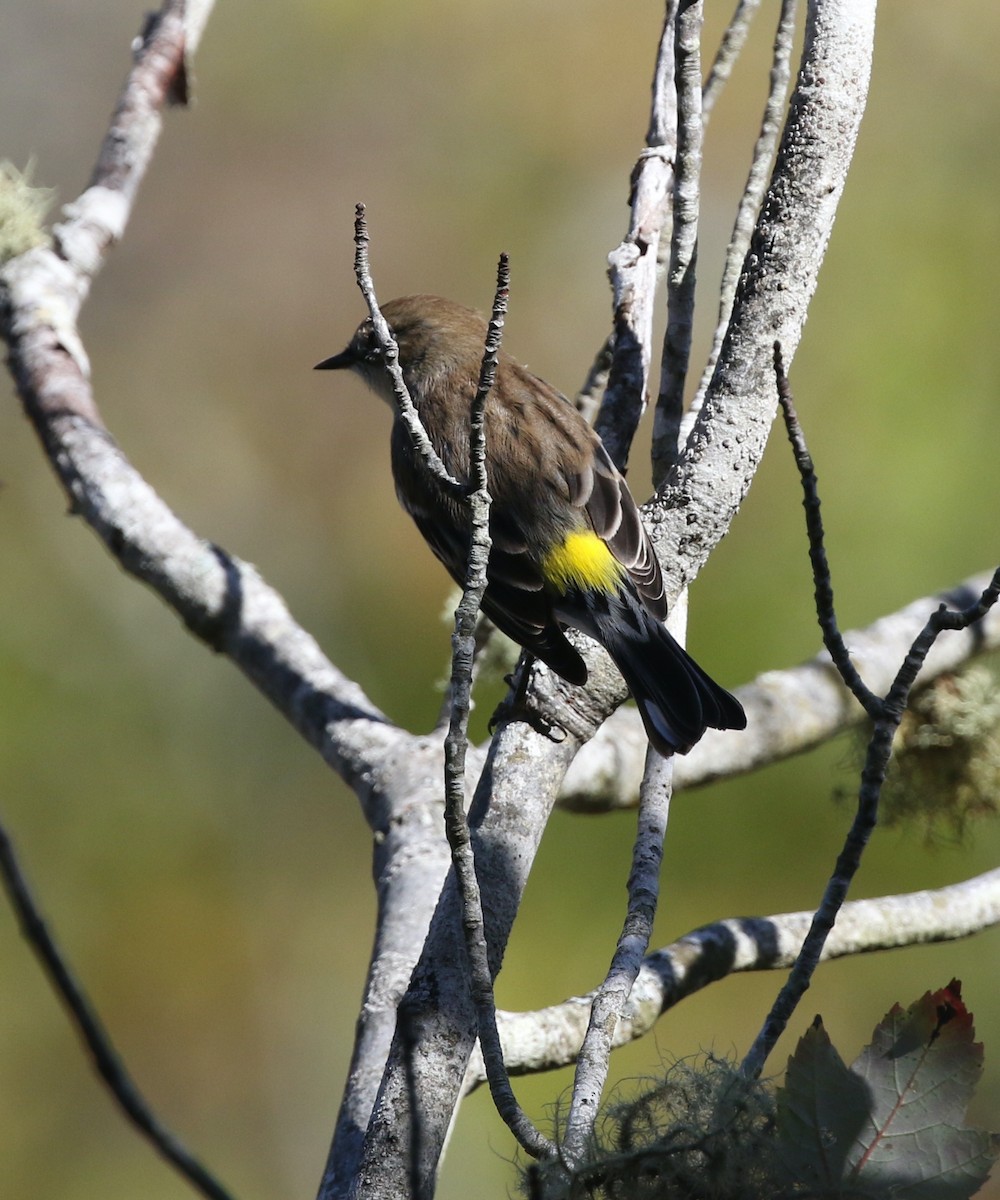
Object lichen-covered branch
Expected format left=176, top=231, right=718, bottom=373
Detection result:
left=561, top=568, right=1000, bottom=811
left=647, top=0, right=878, bottom=597
left=463, top=868, right=1000, bottom=1086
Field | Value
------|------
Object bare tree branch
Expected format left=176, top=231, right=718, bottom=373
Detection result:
left=462, top=868, right=1000, bottom=1086
left=562, top=750, right=673, bottom=1164
left=740, top=352, right=1000, bottom=1079
left=648, top=0, right=877, bottom=597
left=562, top=567, right=1000, bottom=810
left=596, top=1, right=679, bottom=472
left=0, top=817, right=237, bottom=1200
left=652, top=0, right=703, bottom=484
left=0, top=15, right=455, bottom=1197
left=0, top=22, right=415, bottom=827
left=690, top=0, right=797, bottom=429
left=433, top=259, right=555, bottom=1159
left=702, top=0, right=764, bottom=119
left=53, top=1, right=200, bottom=292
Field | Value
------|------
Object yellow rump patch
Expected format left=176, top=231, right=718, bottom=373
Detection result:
left=542, top=530, right=624, bottom=595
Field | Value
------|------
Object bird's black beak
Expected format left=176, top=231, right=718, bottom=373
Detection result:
left=314, top=348, right=355, bottom=371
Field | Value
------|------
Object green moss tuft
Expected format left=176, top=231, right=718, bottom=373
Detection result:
left=879, top=662, right=1000, bottom=840
left=0, top=161, right=54, bottom=263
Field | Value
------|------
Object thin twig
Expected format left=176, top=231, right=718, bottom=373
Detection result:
left=702, top=0, right=764, bottom=120
left=653, top=0, right=704, bottom=485
left=349, top=204, right=464, bottom=496
left=561, top=751, right=673, bottom=1164
left=0, top=818, right=237, bottom=1200
left=597, top=0, right=679, bottom=471
left=741, top=356, right=1000, bottom=1078
left=53, top=0, right=194, bottom=290
left=463, top=867, right=1000, bottom=1087
left=574, top=333, right=614, bottom=426
left=774, top=344, right=878, bottom=715
left=689, top=0, right=797, bottom=431
left=439, top=258, right=555, bottom=1160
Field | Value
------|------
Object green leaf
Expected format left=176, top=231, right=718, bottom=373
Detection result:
left=846, top=980, right=1000, bottom=1199
left=777, top=1015, right=875, bottom=1192
left=776, top=984, right=1000, bottom=1198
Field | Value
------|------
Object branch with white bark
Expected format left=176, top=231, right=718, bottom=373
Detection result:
left=562, top=569, right=1000, bottom=810
left=463, top=868, right=1000, bottom=1087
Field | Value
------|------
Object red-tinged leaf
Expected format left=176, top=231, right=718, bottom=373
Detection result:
left=844, top=982, right=1000, bottom=1198
left=776, top=1015, right=874, bottom=1188
left=877, top=979, right=970, bottom=1063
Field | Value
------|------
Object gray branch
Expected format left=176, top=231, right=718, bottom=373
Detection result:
left=596, top=1, right=679, bottom=472
left=690, top=0, right=797, bottom=426
left=561, top=569, right=1000, bottom=811
left=463, top=868, right=1000, bottom=1086
left=646, top=0, right=878, bottom=598
left=561, top=750, right=673, bottom=1164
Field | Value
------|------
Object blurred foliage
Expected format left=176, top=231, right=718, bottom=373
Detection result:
left=2, top=3, right=1000, bottom=1199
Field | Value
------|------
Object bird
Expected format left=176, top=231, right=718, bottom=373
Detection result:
left=315, top=294, right=745, bottom=755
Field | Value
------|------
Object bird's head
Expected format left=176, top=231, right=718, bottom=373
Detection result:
left=315, top=295, right=490, bottom=406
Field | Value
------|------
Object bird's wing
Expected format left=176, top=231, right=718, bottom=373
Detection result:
left=564, top=435, right=668, bottom=621
left=407, top=506, right=588, bottom=685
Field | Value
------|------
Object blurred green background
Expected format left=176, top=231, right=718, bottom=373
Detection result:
left=2, top=2, right=1000, bottom=1197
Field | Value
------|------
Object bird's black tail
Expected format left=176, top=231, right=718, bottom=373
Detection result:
left=580, top=590, right=746, bottom=757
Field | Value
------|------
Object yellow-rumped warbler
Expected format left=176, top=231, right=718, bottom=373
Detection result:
left=316, top=295, right=745, bottom=755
